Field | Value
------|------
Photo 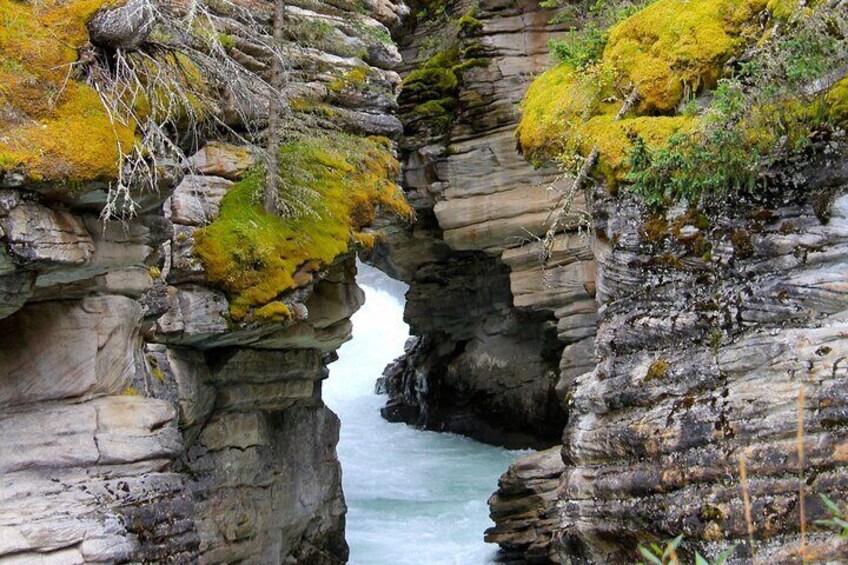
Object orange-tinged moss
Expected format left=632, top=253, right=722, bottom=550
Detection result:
left=605, top=0, right=769, bottom=114
left=194, top=133, right=413, bottom=320
left=0, top=0, right=135, bottom=181
left=0, top=83, right=135, bottom=180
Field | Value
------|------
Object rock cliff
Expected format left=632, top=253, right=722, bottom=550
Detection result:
left=0, top=0, right=408, bottom=561
left=483, top=0, right=848, bottom=562
left=370, top=0, right=597, bottom=449
left=554, top=151, right=848, bottom=562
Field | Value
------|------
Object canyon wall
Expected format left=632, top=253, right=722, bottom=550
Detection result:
left=0, top=0, right=407, bottom=561
left=478, top=2, right=848, bottom=563
left=552, top=153, right=848, bottom=563
left=372, top=0, right=596, bottom=449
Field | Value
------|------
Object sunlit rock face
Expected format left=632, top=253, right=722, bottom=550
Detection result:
left=370, top=0, right=588, bottom=450
left=0, top=0, right=404, bottom=561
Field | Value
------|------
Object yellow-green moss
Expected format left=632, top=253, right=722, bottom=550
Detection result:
left=0, top=0, right=136, bottom=181
left=194, top=133, right=413, bottom=320
left=328, top=67, right=370, bottom=94
left=605, top=0, right=770, bottom=114
left=516, top=64, right=618, bottom=165
left=458, top=10, right=483, bottom=35
left=577, top=115, right=696, bottom=186
left=515, top=0, right=809, bottom=177
left=252, top=301, right=292, bottom=323
left=516, top=61, right=694, bottom=183
left=826, top=76, right=848, bottom=126
left=122, top=386, right=140, bottom=396
left=151, top=368, right=165, bottom=382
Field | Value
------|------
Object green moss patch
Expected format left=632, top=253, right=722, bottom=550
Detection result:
left=517, top=0, right=846, bottom=201
left=194, top=132, right=413, bottom=320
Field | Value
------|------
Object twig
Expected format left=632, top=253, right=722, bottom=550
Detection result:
left=739, top=450, right=756, bottom=561
left=798, top=384, right=807, bottom=561
left=540, top=86, right=639, bottom=266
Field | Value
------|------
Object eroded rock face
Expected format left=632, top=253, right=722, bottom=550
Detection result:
left=0, top=0, right=403, bottom=562
left=553, top=153, right=848, bottom=562
left=485, top=446, right=565, bottom=563
left=370, top=0, right=585, bottom=449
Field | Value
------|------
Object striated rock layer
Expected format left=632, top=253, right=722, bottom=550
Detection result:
left=553, top=151, right=848, bottom=562
left=0, top=0, right=406, bottom=562
left=371, top=0, right=589, bottom=448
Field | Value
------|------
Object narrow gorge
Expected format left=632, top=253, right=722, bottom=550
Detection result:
left=1, top=0, right=847, bottom=564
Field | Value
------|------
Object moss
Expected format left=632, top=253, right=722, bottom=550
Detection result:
left=577, top=114, right=695, bottom=186
left=194, top=133, right=413, bottom=320
left=289, top=97, right=336, bottom=119
left=0, top=0, right=136, bottom=181
left=516, top=64, right=606, bottom=164
left=458, top=10, right=483, bottom=35
left=645, top=359, right=671, bottom=382
left=402, top=44, right=488, bottom=132
left=148, top=266, right=162, bottom=279
left=604, top=0, right=770, bottom=114
left=730, top=228, right=754, bottom=259
left=252, top=301, right=292, bottom=323
left=328, top=67, right=371, bottom=94
left=826, top=76, right=848, bottom=126
left=217, top=33, right=235, bottom=50
left=403, top=48, right=462, bottom=96
left=766, top=0, right=799, bottom=19
left=516, top=0, right=785, bottom=174
left=151, top=368, right=165, bottom=383
left=122, top=386, right=140, bottom=396
left=641, top=213, right=669, bottom=243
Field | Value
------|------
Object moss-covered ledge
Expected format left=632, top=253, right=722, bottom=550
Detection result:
left=193, top=132, right=414, bottom=321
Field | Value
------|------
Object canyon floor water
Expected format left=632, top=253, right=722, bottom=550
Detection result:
left=323, top=266, right=526, bottom=564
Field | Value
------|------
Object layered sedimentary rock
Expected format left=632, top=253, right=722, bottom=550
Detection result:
left=485, top=446, right=566, bottom=563
left=372, top=0, right=590, bottom=448
left=0, top=0, right=406, bottom=561
left=553, top=152, right=848, bottom=562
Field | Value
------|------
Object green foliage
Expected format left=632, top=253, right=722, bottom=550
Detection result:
left=626, top=82, right=758, bottom=207
left=637, top=535, right=734, bottom=565
left=815, top=494, right=848, bottom=537
left=547, top=0, right=647, bottom=67
left=626, top=5, right=848, bottom=207
left=549, top=23, right=606, bottom=67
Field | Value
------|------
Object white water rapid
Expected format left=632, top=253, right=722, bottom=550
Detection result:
left=323, top=264, right=525, bottom=564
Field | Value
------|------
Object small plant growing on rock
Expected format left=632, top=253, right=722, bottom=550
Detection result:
left=815, top=494, right=848, bottom=537
left=637, top=535, right=734, bottom=565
